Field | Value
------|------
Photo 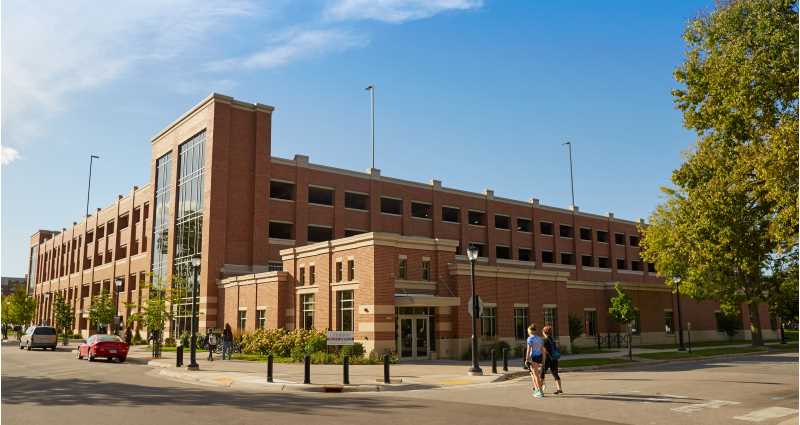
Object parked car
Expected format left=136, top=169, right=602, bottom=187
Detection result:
left=77, top=334, right=129, bottom=362
left=19, top=326, right=57, bottom=351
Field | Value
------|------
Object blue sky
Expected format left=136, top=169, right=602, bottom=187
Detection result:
left=1, top=0, right=713, bottom=276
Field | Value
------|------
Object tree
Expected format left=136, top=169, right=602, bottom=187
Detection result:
left=641, top=0, right=798, bottom=347
left=4, top=287, right=37, bottom=338
left=88, top=290, right=115, bottom=334
left=52, top=293, right=74, bottom=345
left=715, top=311, right=743, bottom=342
left=608, top=284, right=635, bottom=360
left=568, top=313, right=584, bottom=343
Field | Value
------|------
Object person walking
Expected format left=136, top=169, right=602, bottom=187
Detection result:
left=206, top=329, right=218, bottom=361
left=2, top=323, right=7, bottom=340
left=540, top=325, right=563, bottom=395
left=222, top=324, right=233, bottom=360
left=525, top=323, right=545, bottom=398
left=124, top=326, right=133, bottom=346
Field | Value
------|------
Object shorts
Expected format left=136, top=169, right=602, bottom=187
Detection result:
left=530, top=354, right=543, bottom=364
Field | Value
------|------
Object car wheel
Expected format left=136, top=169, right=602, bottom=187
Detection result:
left=107, top=357, right=112, bottom=362
left=88, top=350, right=95, bottom=362
left=118, top=356, right=127, bottom=363
left=77, top=349, right=83, bottom=360
left=18, top=343, right=23, bottom=350
left=26, top=343, right=31, bottom=351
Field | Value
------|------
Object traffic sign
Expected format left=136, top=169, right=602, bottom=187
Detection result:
left=467, top=295, right=484, bottom=317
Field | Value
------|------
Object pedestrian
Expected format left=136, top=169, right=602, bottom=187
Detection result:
left=124, top=326, right=133, bottom=346
left=207, top=329, right=218, bottom=361
left=2, top=323, right=7, bottom=340
left=525, top=323, right=545, bottom=398
left=540, top=325, right=563, bottom=395
left=222, top=323, right=233, bottom=360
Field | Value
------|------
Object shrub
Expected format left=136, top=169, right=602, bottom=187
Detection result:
left=340, top=342, right=365, bottom=358
left=163, top=337, right=176, bottom=347
left=240, top=328, right=327, bottom=357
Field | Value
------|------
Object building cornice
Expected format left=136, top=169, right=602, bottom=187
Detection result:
left=448, top=261, right=570, bottom=281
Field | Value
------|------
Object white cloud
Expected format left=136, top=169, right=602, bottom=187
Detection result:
left=324, top=0, right=483, bottom=23
left=1, top=147, right=21, bottom=165
left=207, top=28, right=368, bottom=72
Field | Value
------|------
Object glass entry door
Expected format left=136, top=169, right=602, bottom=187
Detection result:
left=397, top=315, right=430, bottom=359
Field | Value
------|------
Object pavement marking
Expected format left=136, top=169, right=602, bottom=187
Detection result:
left=769, top=397, right=786, bottom=400
left=733, top=407, right=799, bottom=423
left=671, top=399, right=741, bottom=414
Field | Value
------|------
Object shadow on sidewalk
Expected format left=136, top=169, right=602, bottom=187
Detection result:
left=559, top=393, right=700, bottom=404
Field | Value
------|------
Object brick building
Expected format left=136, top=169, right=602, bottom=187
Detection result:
left=28, top=93, right=777, bottom=358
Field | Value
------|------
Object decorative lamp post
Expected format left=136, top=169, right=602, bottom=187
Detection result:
left=187, top=254, right=201, bottom=370
left=44, top=293, right=50, bottom=326
left=467, top=245, right=483, bottom=376
left=674, top=276, right=686, bottom=351
left=114, top=278, right=124, bottom=334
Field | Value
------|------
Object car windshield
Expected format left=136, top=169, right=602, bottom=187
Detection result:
left=95, top=335, right=122, bottom=342
left=34, top=327, right=56, bottom=335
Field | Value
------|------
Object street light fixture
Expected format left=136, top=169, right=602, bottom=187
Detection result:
left=674, top=276, right=686, bottom=351
left=114, top=278, right=124, bottom=335
left=187, top=254, right=201, bottom=370
left=466, top=245, right=482, bottom=376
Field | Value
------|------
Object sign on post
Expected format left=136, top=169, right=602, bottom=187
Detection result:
left=467, top=295, right=484, bottom=317
left=326, top=331, right=354, bottom=346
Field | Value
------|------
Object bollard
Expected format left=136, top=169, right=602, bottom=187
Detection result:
left=176, top=345, right=183, bottom=367
left=502, top=347, right=508, bottom=372
left=303, top=355, right=311, bottom=384
left=343, top=355, right=350, bottom=385
left=491, top=349, right=497, bottom=374
left=383, top=354, right=390, bottom=384
left=266, top=354, right=274, bottom=383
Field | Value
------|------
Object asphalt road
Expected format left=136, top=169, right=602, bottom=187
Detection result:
left=2, top=340, right=797, bottom=425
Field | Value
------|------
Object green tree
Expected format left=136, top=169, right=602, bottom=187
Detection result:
left=88, top=290, right=115, bottom=334
left=4, top=287, right=37, bottom=338
left=568, top=313, right=584, bottom=344
left=715, top=311, right=743, bottom=342
left=608, top=283, right=635, bottom=360
left=641, top=0, right=798, bottom=347
left=52, top=293, right=74, bottom=345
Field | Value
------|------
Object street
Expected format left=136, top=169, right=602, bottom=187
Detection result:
left=2, top=341, right=797, bottom=425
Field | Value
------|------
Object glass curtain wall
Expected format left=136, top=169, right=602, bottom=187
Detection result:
left=151, top=153, right=173, bottom=288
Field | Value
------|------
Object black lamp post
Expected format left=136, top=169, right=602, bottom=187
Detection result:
left=467, top=245, right=483, bottom=376
left=674, top=277, right=686, bottom=351
left=187, top=254, right=201, bottom=371
left=114, top=278, right=124, bottom=334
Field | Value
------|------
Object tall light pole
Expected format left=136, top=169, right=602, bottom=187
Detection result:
left=562, top=142, right=575, bottom=209
left=467, top=245, right=482, bottom=376
left=85, top=155, right=100, bottom=218
left=114, top=278, right=123, bottom=335
left=674, top=277, right=686, bottom=351
left=187, top=254, right=201, bottom=370
left=365, top=85, right=375, bottom=170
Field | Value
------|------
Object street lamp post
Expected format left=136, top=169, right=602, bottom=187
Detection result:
left=467, top=245, right=483, bottom=376
left=114, top=278, right=124, bottom=335
left=674, top=277, right=686, bottom=351
left=187, top=254, right=201, bottom=371
left=365, top=85, right=375, bottom=170
left=44, top=293, right=50, bottom=326
left=85, top=155, right=100, bottom=218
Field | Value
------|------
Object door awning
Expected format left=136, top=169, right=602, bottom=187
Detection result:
left=394, top=294, right=460, bottom=307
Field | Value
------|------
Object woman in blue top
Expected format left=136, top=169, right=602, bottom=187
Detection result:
left=525, top=323, right=545, bottom=398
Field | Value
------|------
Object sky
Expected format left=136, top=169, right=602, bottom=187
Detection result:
left=0, top=0, right=714, bottom=277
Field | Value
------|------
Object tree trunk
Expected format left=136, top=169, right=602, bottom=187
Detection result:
left=748, top=303, right=764, bottom=346
left=627, top=322, right=633, bottom=360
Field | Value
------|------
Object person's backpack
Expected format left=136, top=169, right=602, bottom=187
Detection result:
left=550, top=340, right=561, bottom=360
left=208, top=333, right=218, bottom=346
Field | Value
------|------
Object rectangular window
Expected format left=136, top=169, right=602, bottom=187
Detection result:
left=107, top=221, right=115, bottom=234
left=581, top=255, right=593, bottom=267
left=344, top=191, right=369, bottom=210
left=584, top=310, right=598, bottom=336
left=481, top=306, right=497, bottom=337
left=631, top=260, right=643, bottom=271
left=344, top=229, right=366, bottom=237
left=598, top=257, right=610, bottom=268
left=517, top=218, right=532, bottom=232
left=442, top=206, right=460, bottom=223
left=615, top=233, right=626, bottom=245
left=629, top=235, right=640, bottom=247
left=559, top=224, right=573, bottom=238
left=307, top=225, right=332, bottom=242
left=560, top=252, right=575, bottom=265
left=238, top=310, right=247, bottom=331
left=380, top=197, right=403, bottom=215
left=335, top=262, right=343, bottom=282
left=514, top=307, right=529, bottom=340
left=496, top=245, right=511, bottom=259
left=421, top=260, right=431, bottom=280
left=347, top=259, right=355, bottom=281
left=411, top=202, right=432, bottom=219
left=664, top=311, right=674, bottom=335
left=470, top=243, right=486, bottom=258
left=97, top=226, right=105, bottom=239
left=632, top=310, right=641, bottom=335
left=309, top=265, right=316, bottom=285
left=596, top=230, right=608, bottom=243
left=647, top=263, right=656, bottom=273
left=119, top=215, right=129, bottom=230
left=540, top=222, right=553, bottom=235
left=494, top=215, right=510, bottom=230
left=308, top=186, right=334, bottom=206
left=299, top=267, right=305, bottom=285
left=468, top=210, right=486, bottom=226
left=542, top=250, right=554, bottom=263
left=337, top=290, right=354, bottom=332
left=579, top=228, right=592, bottom=241
left=270, top=180, right=295, bottom=200
left=301, top=294, right=315, bottom=330
left=617, top=258, right=627, bottom=270
left=268, top=262, right=283, bottom=272
left=269, top=221, right=293, bottom=239
left=543, top=307, right=559, bottom=337
left=256, top=309, right=266, bottom=329
left=398, top=258, right=407, bottom=279
left=518, top=248, right=532, bottom=262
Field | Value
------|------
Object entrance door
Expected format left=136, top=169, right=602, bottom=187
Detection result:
left=398, top=316, right=429, bottom=359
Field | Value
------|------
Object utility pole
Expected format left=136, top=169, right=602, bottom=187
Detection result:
left=366, top=85, right=375, bottom=170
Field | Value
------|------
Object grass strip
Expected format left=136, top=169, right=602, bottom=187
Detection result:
left=558, top=358, right=631, bottom=368
left=637, top=346, right=768, bottom=360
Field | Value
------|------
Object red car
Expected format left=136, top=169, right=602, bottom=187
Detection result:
left=77, top=334, right=129, bottom=362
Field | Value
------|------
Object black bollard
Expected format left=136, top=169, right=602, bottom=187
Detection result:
left=303, top=355, right=311, bottom=384
left=383, top=354, right=390, bottom=384
left=176, top=345, right=183, bottom=367
left=502, top=348, right=508, bottom=372
left=267, top=354, right=274, bottom=383
left=491, top=349, right=497, bottom=374
left=343, top=355, right=350, bottom=385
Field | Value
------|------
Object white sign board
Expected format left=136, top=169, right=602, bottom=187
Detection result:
left=326, top=331, right=354, bottom=346
left=467, top=296, right=484, bottom=317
